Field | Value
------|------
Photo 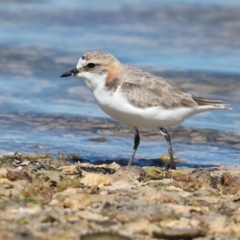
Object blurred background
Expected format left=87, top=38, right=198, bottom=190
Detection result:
left=0, top=0, right=239, bottom=166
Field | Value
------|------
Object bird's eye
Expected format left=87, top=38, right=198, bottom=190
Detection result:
left=86, top=63, right=96, bottom=68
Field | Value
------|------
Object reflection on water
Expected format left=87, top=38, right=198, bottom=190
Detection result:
left=0, top=0, right=239, bottom=166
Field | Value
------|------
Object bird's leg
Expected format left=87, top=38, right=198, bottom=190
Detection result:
left=159, top=127, right=176, bottom=169
left=128, top=128, right=140, bottom=166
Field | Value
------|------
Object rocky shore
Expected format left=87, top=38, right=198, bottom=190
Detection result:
left=0, top=153, right=240, bottom=239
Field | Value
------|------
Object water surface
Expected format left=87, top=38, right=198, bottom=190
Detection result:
left=0, top=0, right=239, bottom=166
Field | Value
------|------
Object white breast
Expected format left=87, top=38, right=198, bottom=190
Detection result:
left=91, top=83, right=198, bottom=130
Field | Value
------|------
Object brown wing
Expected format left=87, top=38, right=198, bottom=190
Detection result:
left=121, top=80, right=198, bottom=109
left=120, top=64, right=230, bottom=109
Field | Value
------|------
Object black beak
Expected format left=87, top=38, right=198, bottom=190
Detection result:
left=60, top=68, right=79, bottom=77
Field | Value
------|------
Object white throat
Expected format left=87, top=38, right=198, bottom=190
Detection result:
left=75, top=57, right=108, bottom=92
left=78, top=72, right=107, bottom=92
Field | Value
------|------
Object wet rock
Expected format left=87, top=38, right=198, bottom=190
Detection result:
left=165, top=185, right=184, bottom=192
left=112, top=166, right=145, bottom=182
left=57, top=177, right=80, bottom=191
left=0, top=178, right=20, bottom=188
left=7, top=170, right=32, bottom=182
left=232, top=195, right=240, bottom=202
left=171, top=169, right=233, bottom=193
left=0, top=167, right=8, bottom=178
left=64, top=194, right=106, bottom=209
left=160, top=154, right=180, bottom=162
left=19, top=181, right=54, bottom=204
left=166, top=204, right=209, bottom=215
left=123, top=219, right=161, bottom=236
left=113, top=213, right=137, bottom=223
left=233, top=215, right=240, bottom=223
left=81, top=166, right=116, bottom=175
left=138, top=187, right=182, bottom=205
left=105, top=180, right=135, bottom=191
left=82, top=162, right=120, bottom=172
left=14, top=228, right=38, bottom=240
left=81, top=173, right=112, bottom=187
left=30, top=145, right=41, bottom=149
left=77, top=210, right=108, bottom=222
left=154, top=226, right=206, bottom=239
left=60, top=165, right=80, bottom=175
left=88, top=137, right=108, bottom=142
left=143, top=167, right=167, bottom=180
left=10, top=153, right=53, bottom=161
left=38, top=213, right=63, bottom=224
left=221, top=172, right=240, bottom=194
left=81, top=232, right=131, bottom=240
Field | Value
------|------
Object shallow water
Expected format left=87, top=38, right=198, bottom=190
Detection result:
left=0, top=0, right=239, bottom=166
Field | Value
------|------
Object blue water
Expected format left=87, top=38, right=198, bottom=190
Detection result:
left=0, top=0, right=239, bottom=166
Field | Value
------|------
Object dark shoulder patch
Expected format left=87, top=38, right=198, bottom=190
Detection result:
left=105, top=78, right=120, bottom=91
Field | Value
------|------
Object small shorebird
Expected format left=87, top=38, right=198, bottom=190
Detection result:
left=61, top=51, right=230, bottom=169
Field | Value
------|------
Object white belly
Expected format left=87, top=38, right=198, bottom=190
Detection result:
left=92, top=86, right=197, bottom=130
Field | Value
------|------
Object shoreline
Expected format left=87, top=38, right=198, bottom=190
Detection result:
left=0, top=153, right=240, bottom=239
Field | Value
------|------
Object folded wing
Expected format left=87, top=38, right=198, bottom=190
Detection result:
left=121, top=74, right=230, bottom=110
left=121, top=80, right=197, bottom=109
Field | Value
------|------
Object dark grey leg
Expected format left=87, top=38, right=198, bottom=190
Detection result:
left=128, top=128, right=140, bottom=166
left=160, top=127, right=176, bottom=169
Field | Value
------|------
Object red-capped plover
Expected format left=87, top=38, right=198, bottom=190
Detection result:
left=61, top=51, right=231, bottom=169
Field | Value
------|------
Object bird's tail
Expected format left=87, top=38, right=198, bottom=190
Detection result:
left=193, top=95, right=232, bottom=110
